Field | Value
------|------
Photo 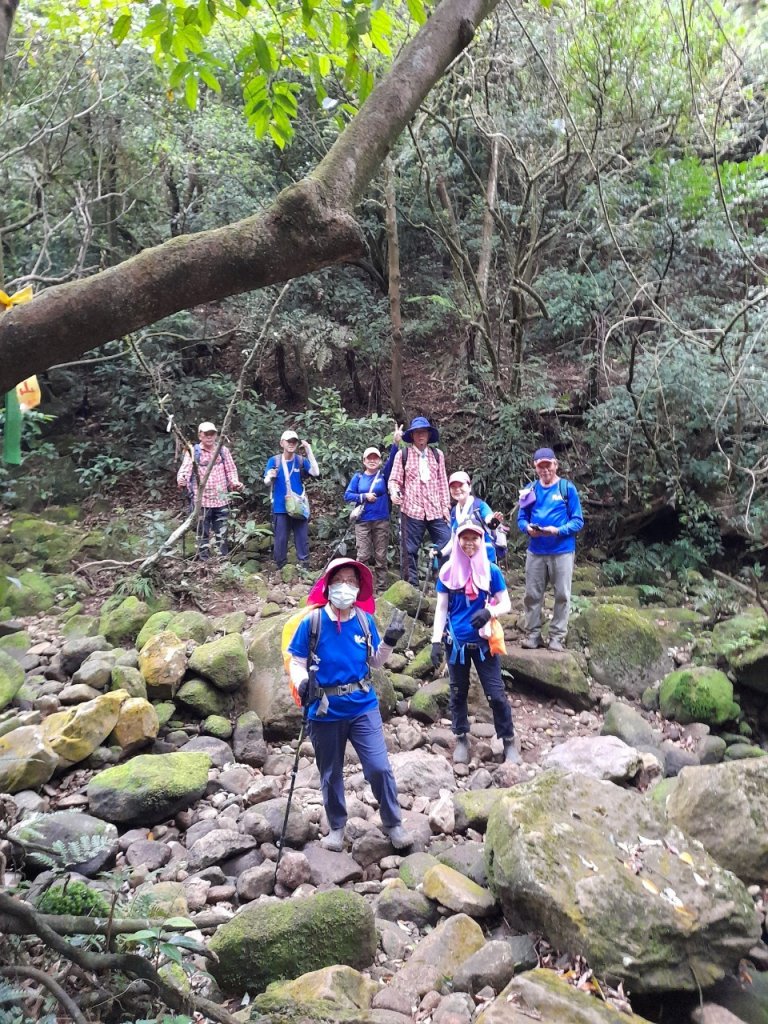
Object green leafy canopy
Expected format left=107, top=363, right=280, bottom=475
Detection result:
left=79, top=0, right=430, bottom=147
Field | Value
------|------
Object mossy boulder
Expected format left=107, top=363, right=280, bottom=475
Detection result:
left=0, top=649, right=24, bottom=710
left=0, top=630, right=30, bottom=654
left=399, top=852, right=440, bottom=889
left=62, top=615, right=100, bottom=640
left=500, top=649, right=593, bottom=710
left=188, top=633, right=248, bottom=692
left=99, top=596, right=152, bottom=646
left=136, top=611, right=175, bottom=650
left=402, top=644, right=434, bottom=679
left=87, top=751, right=211, bottom=825
left=6, top=515, right=84, bottom=571
left=202, top=715, right=233, bottom=739
left=408, top=678, right=450, bottom=723
left=422, top=863, right=496, bottom=917
left=41, top=690, right=129, bottom=767
left=0, top=725, right=58, bottom=792
left=484, top=770, right=759, bottom=994
left=379, top=580, right=427, bottom=619
left=108, top=697, right=159, bottom=751
left=1, top=569, right=61, bottom=615
left=385, top=914, right=485, bottom=1000
left=370, top=667, right=397, bottom=721
left=176, top=677, right=231, bottom=717
left=454, top=788, right=517, bottom=834
left=477, top=968, right=655, bottom=1024
left=213, top=611, right=247, bottom=634
left=659, top=666, right=739, bottom=726
left=138, top=631, right=188, bottom=700
left=729, top=643, right=768, bottom=694
left=666, top=759, right=768, bottom=884
left=250, top=966, right=377, bottom=1023
left=154, top=702, right=176, bottom=728
left=247, top=614, right=302, bottom=739
left=571, top=604, right=670, bottom=697
left=110, top=665, right=147, bottom=700
left=165, top=610, right=213, bottom=645
left=209, top=889, right=376, bottom=996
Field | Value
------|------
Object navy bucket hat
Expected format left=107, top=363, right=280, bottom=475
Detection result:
left=403, top=416, right=439, bottom=444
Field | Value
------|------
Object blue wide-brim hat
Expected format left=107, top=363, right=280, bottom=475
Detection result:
left=403, top=416, right=439, bottom=444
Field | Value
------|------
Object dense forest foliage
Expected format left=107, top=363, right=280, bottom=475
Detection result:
left=1, top=0, right=766, bottom=581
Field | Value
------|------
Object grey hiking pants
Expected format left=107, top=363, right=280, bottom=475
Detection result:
left=523, top=551, right=575, bottom=642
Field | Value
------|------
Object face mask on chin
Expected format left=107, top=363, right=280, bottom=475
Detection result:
left=328, top=582, right=359, bottom=610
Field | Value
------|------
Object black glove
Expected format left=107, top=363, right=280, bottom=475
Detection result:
left=297, top=679, right=312, bottom=707
left=430, top=642, right=444, bottom=668
left=470, top=607, right=492, bottom=629
left=383, top=609, right=407, bottom=647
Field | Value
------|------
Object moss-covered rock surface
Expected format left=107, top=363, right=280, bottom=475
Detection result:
left=659, top=666, right=739, bottom=725
left=209, top=889, right=376, bottom=995
left=87, top=751, right=211, bottom=825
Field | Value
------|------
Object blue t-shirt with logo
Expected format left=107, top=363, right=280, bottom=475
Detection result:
left=516, top=479, right=584, bottom=555
left=436, top=564, right=507, bottom=645
left=266, top=455, right=311, bottom=515
left=288, top=609, right=380, bottom=722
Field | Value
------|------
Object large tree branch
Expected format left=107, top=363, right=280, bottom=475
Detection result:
left=0, top=0, right=501, bottom=394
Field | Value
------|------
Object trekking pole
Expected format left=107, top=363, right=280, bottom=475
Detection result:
left=405, top=546, right=439, bottom=655
left=274, top=705, right=309, bottom=883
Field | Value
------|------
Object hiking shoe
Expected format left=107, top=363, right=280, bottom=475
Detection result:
left=548, top=639, right=565, bottom=652
left=503, top=738, right=522, bottom=765
left=385, top=824, right=415, bottom=850
left=453, top=735, right=471, bottom=764
left=320, top=827, right=345, bottom=852
left=521, top=636, right=541, bottom=650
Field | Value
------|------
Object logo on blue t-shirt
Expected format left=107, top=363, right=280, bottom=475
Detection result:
left=354, top=633, right=367, bottom=647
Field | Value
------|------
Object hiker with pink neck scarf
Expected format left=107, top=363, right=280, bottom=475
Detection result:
left=430, top=520, right=520, bottom=765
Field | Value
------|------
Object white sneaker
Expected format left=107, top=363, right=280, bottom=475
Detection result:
left=320, top=827, right=345, bottom=852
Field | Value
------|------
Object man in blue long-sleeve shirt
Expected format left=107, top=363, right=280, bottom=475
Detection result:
left=517, top=447, right=584, bottom=652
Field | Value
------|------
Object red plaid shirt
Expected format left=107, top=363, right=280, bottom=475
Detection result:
left=388, top=446, right=450, bottom=521
left=177, top=445, right=240, bottom=508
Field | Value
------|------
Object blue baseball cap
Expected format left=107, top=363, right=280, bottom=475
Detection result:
left=533, top=448, right=556, bottom=463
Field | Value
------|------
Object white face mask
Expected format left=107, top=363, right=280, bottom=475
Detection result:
left=328, top=582, right=359, bottom=610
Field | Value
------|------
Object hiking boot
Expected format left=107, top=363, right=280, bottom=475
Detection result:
left=320, top=827, right=345, bottom=852
left=453, top=735, right=471, bottom=764
left=385, top=824, right=415, bottom=850
left=521, top=636, right=541, bottom=650
left=548, top=638, right=565, bottom=652
left=503, top=738, right=521, bottom=765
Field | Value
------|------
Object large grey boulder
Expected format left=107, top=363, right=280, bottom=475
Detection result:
left=0, top=725, right=58, bottom=793
left=246, top=614, right=302, bottom=739
left=232, top=710, right=268, bottom=767
left=542, top=735, right=643, bottom=783
left=60, top=635, right=111, bottom=676
left=384, top=914, right=485, bottom=1001
left=485, top=770, right=760, bottom=993
left=188, top=633, right=248, bottom=693
left=389, top=749, right=456, bottom=798
left=9, top=810, right=118, bottom=876
left=665, top=759, right=768, bottom=884
left=601, top=702, right=657, bottom=749
left=500, top=648, right=594, bottom=709
left=208, top=889, right=376, bottom=995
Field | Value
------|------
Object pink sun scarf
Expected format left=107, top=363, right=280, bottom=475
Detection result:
left=438, top=533, right=491, bottom=596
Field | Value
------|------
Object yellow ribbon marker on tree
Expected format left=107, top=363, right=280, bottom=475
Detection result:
left=1, top=286, right=35, bottom=465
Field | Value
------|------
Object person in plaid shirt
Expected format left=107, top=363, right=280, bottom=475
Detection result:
left=177, top=422, right=243, bottom=560
left=387, top=416, right=451, bottom=585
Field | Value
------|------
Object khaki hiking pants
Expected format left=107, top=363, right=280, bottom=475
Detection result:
left=355, top=518, right=389, bottom=574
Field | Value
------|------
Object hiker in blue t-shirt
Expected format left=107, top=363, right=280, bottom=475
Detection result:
left=344, top=434, right=400, bottom=583
left=516, top=447, right=584, bottom=652
left=430, top=521, right=519, bottom=766
left=437, top=470, right=502, bottom=565
left=288, top=557, right=414, bottom=853
left=263, top=429, right=319, bottom=570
